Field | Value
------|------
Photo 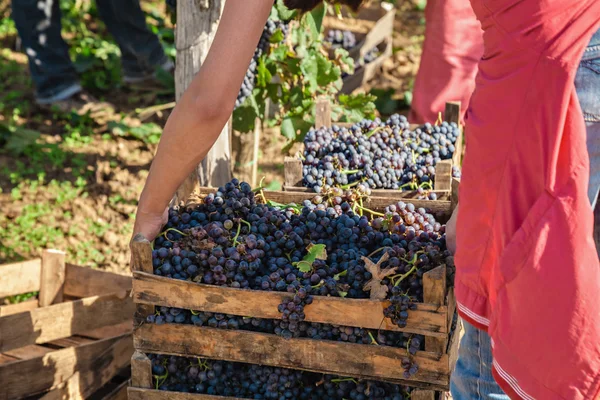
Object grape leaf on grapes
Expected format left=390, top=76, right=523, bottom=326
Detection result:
left=362, top=252, right=397, bottom=300
left=294, top=243, right=327, bottom=273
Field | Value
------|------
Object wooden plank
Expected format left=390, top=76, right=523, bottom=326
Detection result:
left=131, top=234, right=155, bottom=325
left=0, top=333, right=132, bottom=400
left=0, top=259, right=41, bottom=298
left=444, top=101, right=461, bottom=125
left=0, top=298, right=38, bottom=317
left=39, top=250, right=66, bottom=307
left=100, top=379, right=129, bottom=400
left=134, top=324, right=450, bottom=388
left=131, top=351, right=153, bottom=389
left=315, top=97, right=332, bottom=129
left=194, top=187, right=453, bottom=220
left=433, top=160, right=452, bottom=192
left=342, top=38, right=392, bottom=94
left=3, top=344, right=54, bottom=360
left=48, top=336, right=95, bottom=348
left=64, top=264, right=131, bottom=298
left=0, top=291, right=133, bottom=352
left=38, top=337, right=132, bottom=400
left=451, top=177, right=460, bottom=210
left=0, top=353, right=18, bottom=365
left=423, top=266, right=448, bottom=354
left=133, top=271, right=448, bottom=337
left=448, top=318, right=462, bottom=374
left=284, top=157, right=303, bottom=188
left=128, top=388, right=244, bottom=400
left=282, top=184, right=450, bottom=200
left=412, top=390, right=436, bottom=400
left=78, top=321, right=132, bottom=340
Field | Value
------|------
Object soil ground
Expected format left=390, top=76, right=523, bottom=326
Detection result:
left=0, top=1, right=425, bottom=275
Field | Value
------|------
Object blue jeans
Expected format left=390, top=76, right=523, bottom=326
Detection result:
left=11, top=0, right=169, bottom=103
left=450, top=28, right=600, bottom=400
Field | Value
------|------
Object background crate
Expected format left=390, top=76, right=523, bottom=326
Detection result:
left=283, top=100, right=463, bottom=218
left=0, top=250, right=134, bottom=400
left=323, top=2, right=395, bottom=94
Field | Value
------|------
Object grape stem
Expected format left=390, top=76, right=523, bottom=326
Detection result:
left=331, top=377, right=359, bottom=384
left=419, top=181, right=433, bottom=189
left=367, top=246, right=391, bottom=258
left=368, top=331, right=379, bottom=346
left=161, top=228, right=188, bottom=241
left=365, top=126, right=384, bottom=138
left=341, top=180, right=362, bottom=189
left=357, top=205, right=385, bottom=217
left=339, top=169, right=361, bottom=175
left=232, top=221, right=243, bottom=246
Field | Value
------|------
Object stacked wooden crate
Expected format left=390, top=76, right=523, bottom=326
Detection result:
left=0, top=250, right=133, bottom=400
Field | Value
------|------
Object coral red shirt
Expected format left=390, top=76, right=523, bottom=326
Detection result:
left=455, top=0, right=600, bottom=398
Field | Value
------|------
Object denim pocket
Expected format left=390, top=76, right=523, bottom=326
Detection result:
left=575, top=58, right=600, bottom=123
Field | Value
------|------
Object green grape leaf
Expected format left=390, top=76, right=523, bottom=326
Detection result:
left=294, top=244, right=327, bottom=273
left=269, top=29, right=285, bottom=44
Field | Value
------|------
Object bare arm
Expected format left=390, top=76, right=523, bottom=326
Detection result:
left=132, top=1, right=272, bottom=240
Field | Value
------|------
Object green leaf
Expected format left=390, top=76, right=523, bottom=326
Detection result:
left=256, top=57, right=272, bottom=88
left=338, top=291, right=348, bottom=298
left=309, top=2, right=326, bottom=36
left=275, top=0, right=298, bottom=21
left=403, top=90, right=413, bottom=106
left=294, top=243, right=328, bottom=273
left=370, top=88, right=400, bottom=115
left=0, top=122, right=41, bottom=155
left=269, top=29, right=285, bottom=44
left=232, top=104, right=258, bottom=133
left=280, top=116, right=310, bottom=141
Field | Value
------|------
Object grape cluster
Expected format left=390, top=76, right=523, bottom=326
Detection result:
left=302, top=118, right=460, bottom=194
left=236, top=19, right=288, bottom=109
left=150, top=180, right=454, bottom=387
left=149, top=353, right=413, bottom=399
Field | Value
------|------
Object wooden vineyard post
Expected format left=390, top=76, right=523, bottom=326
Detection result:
left=251, top=117, right=261, bottom=188
left=423, top=265, right=448, bottom=354
left=315, top=97, right=332, bottom=129
left=131, top=234, right=154, bottom=326
left=174, top=0, right=231, bottom=204
left=39, top=249, right=66, bottom=307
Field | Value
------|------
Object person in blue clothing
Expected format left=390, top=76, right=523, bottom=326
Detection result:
left=11, top=0, right=173, bottom=113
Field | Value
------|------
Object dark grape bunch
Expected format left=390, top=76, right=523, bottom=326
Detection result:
left=149, top=353, right=413, bottom=399
left=236, top=19, right=288, bottom=109
left=150, top=180, right=454, bottom=387
left=302, top=118, right=460, bottom=195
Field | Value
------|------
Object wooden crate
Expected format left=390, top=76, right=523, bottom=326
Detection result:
left=0, top=250, right=134, bottom=400
left=324, top=1, right=395, bottom=63
left=283, top=100, right=463, bottom=218
left=323, top=2, right=395, bottom=94
left=128, top=204, right=460, bottom=395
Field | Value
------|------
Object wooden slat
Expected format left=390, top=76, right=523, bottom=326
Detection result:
left=283, top=157, right=303, bottom=188
left=444, top=101, right=461, bottom=125
left=131, top=234, right=154, bottom=325
left=448, top=318, right=462, bottom=374
left=451, top=177, right=460, bottom=210
left=194, top=187, right=453, bottom=220
left=78, top=321, right=133, bottom=340
left=3, top=344, right=54, bottom=360
left=0, top=298, right=38, bottom=317
left=0, top=353, right=18, bottom=365
left=412, top=390, right=436, bottom=400
left=133, top=271, right=448, bottom=337
left=0, top=333, right=132, bottom=400
left=433, top=160, right=452, bottom=192
left=64, top=264, right=131, bottom=298
left=38, top=337, right=132, bottom=400
left=315, top=97, right=332, bottom=129
left=134, top=324, right=450, bottom=388
left=423, top=266, right=448, bottom=354
left=131, top=351, right=153, bottom=388
left=0, top=259, right=41, bottom=298
left=48, top=336, right=95, bottom=348
left=282, top=185, right=450, bottom=200
left=0, top=291, right=133, bottom=352
left=39, top=250, right=66, bottom=307
left=100, top=379, right=129, bottom=400
left=128, top=388, right=244, bottom=400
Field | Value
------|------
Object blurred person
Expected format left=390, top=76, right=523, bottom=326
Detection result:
left=11, top=0, right=173, bottom=113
